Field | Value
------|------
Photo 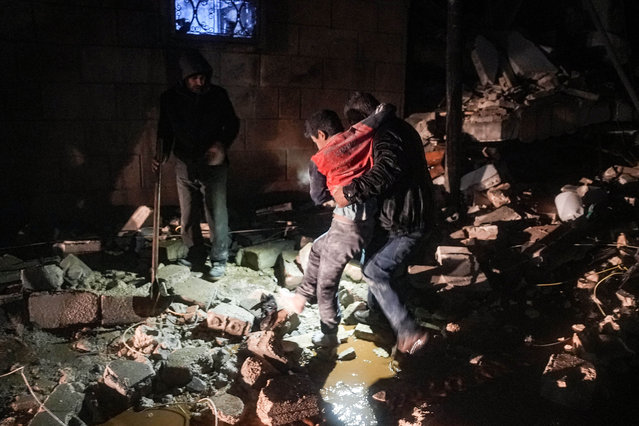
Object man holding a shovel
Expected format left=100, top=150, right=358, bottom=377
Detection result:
left=153, top=49, right=239, bottom=279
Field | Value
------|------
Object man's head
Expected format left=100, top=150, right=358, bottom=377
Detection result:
left=304, top=109, right=344, bottom=150
left=179, top=50, right=212, bottom=94
left=344, top=91, right=380, bottom=125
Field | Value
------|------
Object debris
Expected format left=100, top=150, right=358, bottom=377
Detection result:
left=103, top=359, right=155, bottom=401
left=540, top=354, right=596, bottom=409
left=256, top=375, right=321, bottom=426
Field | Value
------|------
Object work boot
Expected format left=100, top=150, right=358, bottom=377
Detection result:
left=353, top=309, right=390, bottom=328
left=311, top=331, right=339, bottom=348
left=207, top=261, right=226, bottom=280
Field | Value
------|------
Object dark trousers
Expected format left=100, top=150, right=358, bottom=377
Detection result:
left=296, top=218, right=375, bottom=334
left=363, top=230, right=423, bottom=336
left=175, top=159, right=229, bottom=263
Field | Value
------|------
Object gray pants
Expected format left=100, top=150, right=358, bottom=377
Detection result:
left=295, top=218, right=374, bottom=334
left=175, top=158, right=229, bottom=263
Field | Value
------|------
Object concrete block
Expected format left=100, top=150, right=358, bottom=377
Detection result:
left=21, top=264, right=64, bottom=291
left=60, top=254, right=92, bottom=283
left=100, top=295, right=148, bottom=326
left=460, top=164, right=501, bottom=192
left=238, top=239, right=296, bottom=271
left=435, top=245, right=478, bottom=273
left=55, top=239, right=102, bottom=254
left=155, top=264, right=190, bottom=287
left=103, top=359, right=155, bottom=401
left=298, top=27, right=358, bottom=60
left=29, top=292, right=99, bottom=328
left=471, top=35, right=499, bottom=86
left=431, top=272, right=490, bottom=291
left=210, top=393, right=246, bottom=425
left=172, top=276, right=218, bottom=310
left=540, top=353, right=596, bottom=409
left=296, top=242, right=313, bottom=272
left=159, top=239, right=188, bottom=262
left=342, top=301, right=366, bottom=325
left=463, top=225, right=499, bottom=241
left=256, top=375, right=321, bottom=426
left=0, top=254, right=23, bottom=284
left=342, top=260, right=364, bottom=282
left=274, top=250, right=303, bottom=290
left=353, top=323, right=377, bottom=342
left=254, top=87, right=279, bottom=119
left=162, top=347, right=213, bottom=387
left=29, top=383, right=84, bottom=426
left=474, top=206, right=522, bottom=226
left=220, top=53, right=259, bottom=88
left=338, top=347, right=356, bottom=361
left=506, top=31, right=557, bottom=78
left=241, top=356, right=280, bottom=389
left=278, top=87, right=301, bottom=118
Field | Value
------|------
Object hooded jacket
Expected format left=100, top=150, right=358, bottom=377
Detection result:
left=157, top=52, right=239, bottom=163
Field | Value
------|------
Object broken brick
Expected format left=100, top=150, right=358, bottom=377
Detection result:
left=28, top=292, right=99, bottom=328
left=256, top=375, right=321, bottom=426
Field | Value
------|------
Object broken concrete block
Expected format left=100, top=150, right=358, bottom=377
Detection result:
left=353, top=323, right=377, bottom=342
left=435, top=246, right=479, bottom=276
left=506, top=31, right=557, bottom=78
left=238, top=240, right=296, bottom=271
left=29, top=291, right=99, bottom=328
left=60, top=254, right=92, bottom=283
left=471, top=35, right=499, bottom=86
left=463, top=225, right=499, bottom=240
left=473, top=205, right=522, bottom=226
left=21, top=264, right=64, bottom=291
left=486, top=183, right=511, bottom=208
left=256, top=375, right=321, bottom=426
left=274, top=250, right=304, bottom=290
left=207, top=303, right=255, bottom=336
left=460, top=164, right=501, bottom=192
left=540, top=353, right=596, bottom=409
left=338, top=347, right=356, bottom=361
left=342, top=260, right=363, bottom=282
left=210, top=392, right=246, bottom=425
left=241, top=355, right=280, bottom=388
left=159, top=238, right=189, bottom=262
left=616, top=289, right=636, bottom=308
left=29, top=383, right=84, bottom=426
left=100, top=295, right=148, bottom=326
left=156, top=264, right=191, bottom=287
left=162, top=347, right=213, bottom=387
left=103, top=359, right=155, bottom=401
left=246, top=331, right=289, bottom=367
left=172, top=275, right=217, bottom=310
left=119, top=205, right=152, bottom=236
left=342, top=301, right=366, bottom=325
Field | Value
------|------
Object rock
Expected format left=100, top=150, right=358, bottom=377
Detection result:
left=338, top=347, right=356, bottom=361
left=162, top=347, right=214, bottom=387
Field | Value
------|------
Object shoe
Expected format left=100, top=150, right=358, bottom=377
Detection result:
left=311, top=331, right=339, bottom=348
left=353, top=309, right=390, bottom=328
left=177, top=257, right=193, bottom=268
left=396, top=327, right=430, bottom=356
left=208, top=262, right=226, bottom=280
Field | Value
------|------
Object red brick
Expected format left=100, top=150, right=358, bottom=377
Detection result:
left=29, top=292, right=99, bottom=328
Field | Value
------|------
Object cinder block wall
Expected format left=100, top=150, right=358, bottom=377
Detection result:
left=0, top=0, right=408, bottom=238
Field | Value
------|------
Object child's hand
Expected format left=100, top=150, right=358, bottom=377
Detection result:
left=332, top=186, right=349, bottom=207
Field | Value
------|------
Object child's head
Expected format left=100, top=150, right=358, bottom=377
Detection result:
left=344, top=91, right=380, bottom=125
left=304, top=109, right=344, bottom=149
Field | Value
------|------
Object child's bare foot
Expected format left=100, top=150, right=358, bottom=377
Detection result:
left=279, top=293, right=307, bottom=314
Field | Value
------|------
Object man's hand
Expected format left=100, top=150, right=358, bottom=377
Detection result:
left=322, top=200, right=336, bottom=208
left=205, top=141, right=226, bottom=166
left=151, top=155, right=167, bottom=173
left=332, top=186, right=349, bottom=207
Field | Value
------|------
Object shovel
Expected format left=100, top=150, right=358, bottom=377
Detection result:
left=146, top=152, right=172, bottom=315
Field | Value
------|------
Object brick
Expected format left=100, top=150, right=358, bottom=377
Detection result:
left=246, top=331, right=289, bottom=367
left=256, top=375, right=320, bottom=426
left=241, top=356, right=280, bottom=388
left=207, top=303, right=255, bottom=336
left=29, top=292, right=99, bottom=329
left=435, top=246, right=479, bottom=276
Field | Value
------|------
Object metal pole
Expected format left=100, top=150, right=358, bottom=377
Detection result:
left=445, top=0, right=463, bottom=209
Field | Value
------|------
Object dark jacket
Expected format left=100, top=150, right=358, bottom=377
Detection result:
left=342, top=114, right=435, bottom=234
left=157, top=83, right=239, bottom=164
left=308, top=161, right=332, bottom=205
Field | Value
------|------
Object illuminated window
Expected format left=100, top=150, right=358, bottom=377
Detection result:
left=174, top=0, right=258, bottom=39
